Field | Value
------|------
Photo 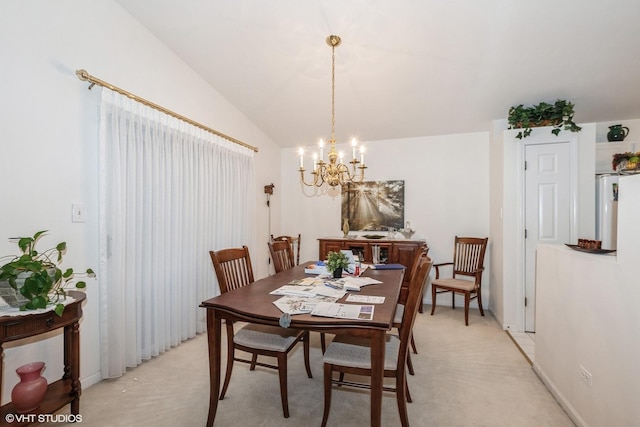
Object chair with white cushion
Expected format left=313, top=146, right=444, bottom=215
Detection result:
left=209, top=246, right=312, bottom=418
left=430, top=236, right=488, bottom=325
left=321, top=258, right=433, bottom=427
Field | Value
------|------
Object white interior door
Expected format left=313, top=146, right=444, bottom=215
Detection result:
left=524, top=142, right=572, bottom=332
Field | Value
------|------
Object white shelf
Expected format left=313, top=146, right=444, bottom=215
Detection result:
left=595, top=141, right=638, bottom=174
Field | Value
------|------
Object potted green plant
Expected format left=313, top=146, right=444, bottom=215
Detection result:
left=326, top=251, right=350, bottom=278
left=508, top=100, right=581, bottom=139
left=0, top=230, right=95, bottom=316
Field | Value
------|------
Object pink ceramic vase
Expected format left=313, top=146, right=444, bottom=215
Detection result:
left=11, top=362, right=48, bottom=413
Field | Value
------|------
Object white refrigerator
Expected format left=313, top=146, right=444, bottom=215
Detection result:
left=595, top=174, right=619, bottom=250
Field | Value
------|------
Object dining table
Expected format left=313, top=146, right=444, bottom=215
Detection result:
left=200, top=262, right=405, bottom=427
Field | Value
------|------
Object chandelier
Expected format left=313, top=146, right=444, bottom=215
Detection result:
left=298, top=35, right=367, bottom=187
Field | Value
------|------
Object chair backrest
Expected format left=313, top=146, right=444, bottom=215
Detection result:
left=451, top=236, right=488, bottom=283
left=271, top=234, right=301, bottom=265
left=399, top=247, right=430, bottom=305
left=209, top=246, right=254, bottom=293
left=397, top=258, right=433, bottom=369
left=405, top=246, right=430, bottom=287
left=268, top=239, right=295, bottom=273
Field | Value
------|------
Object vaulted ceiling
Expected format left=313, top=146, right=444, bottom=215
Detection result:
left=116, top=0, right=640, bottom=147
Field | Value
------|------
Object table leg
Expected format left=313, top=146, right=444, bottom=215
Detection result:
left=370, top=329, right=385, bottom=427
left=206, top=309, right=222, bottom=427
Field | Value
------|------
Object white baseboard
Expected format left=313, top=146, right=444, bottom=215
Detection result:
left=533, top=362, right=588, bottom=427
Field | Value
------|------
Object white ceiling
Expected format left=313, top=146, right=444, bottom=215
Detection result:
left=115, top=0, right=640, bottom=147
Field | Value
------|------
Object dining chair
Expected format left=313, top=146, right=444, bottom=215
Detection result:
left=271, top=234, right=301, bottom=265
left=321, top=258, right=433, bottom=427
left=209, top=246, right=312, bottom=418
left=393, top=249, right=430, bottom=375
left=268, top=239, right=295, bottom=273
left=268, top=239, right=328, bottom=354
left=430, top=236, right=488, bottom=325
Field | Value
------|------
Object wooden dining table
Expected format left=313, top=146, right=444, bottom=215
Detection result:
left=200, top=263, right=405, bottom=427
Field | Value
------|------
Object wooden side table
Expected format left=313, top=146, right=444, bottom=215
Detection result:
left=0, top=291, right=85, bottom=426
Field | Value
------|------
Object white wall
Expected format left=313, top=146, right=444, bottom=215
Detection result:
left=0, top=0, right=280, bottom=402
left=279, top=133, right=491, bottom=307
left=534, top=173, right=640, bottom=427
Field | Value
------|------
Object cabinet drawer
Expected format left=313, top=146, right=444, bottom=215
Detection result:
left=0, top=306, right=79, bottom=342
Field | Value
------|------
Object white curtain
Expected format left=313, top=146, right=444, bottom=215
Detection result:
left=98, top=88, right=255, bottom=378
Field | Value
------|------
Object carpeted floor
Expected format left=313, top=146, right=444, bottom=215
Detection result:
left=43, top=306, right=575, bottom=426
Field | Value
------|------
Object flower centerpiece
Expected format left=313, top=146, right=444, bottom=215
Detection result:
left=0, top=230, right=95, bottom=316
left=326, top=251, right=350, bottom=278
left=612, top=152, right=640, bottom=171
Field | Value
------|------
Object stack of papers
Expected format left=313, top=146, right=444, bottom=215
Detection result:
left=311, top=302, right=374, bottom=321
left=272, top=295, right=339, bottom=315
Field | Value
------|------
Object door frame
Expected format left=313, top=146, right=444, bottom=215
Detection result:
left=502, top=129, right=579, bottom=332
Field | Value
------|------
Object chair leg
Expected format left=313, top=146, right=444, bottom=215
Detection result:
left=406, top=377, right=413, bottom=403
left=321, top=364, right=333, bottom=427
left=407, top=352, right=415, bottom=376
left=396, top=372, right=410, bottom=427
left=250, top=353, right=258, bottom=370
left=277, top=353, right=290, bottom=418
left=464, top=292, right=470, bottom=326
left=430, top=285, right=437, bottom=315
left=303, top=332, right=313, bottom=378
left=476, top=290, right=485, bottom=317
left=418, top=287, right=424, bottom=313
left=320, top=332, right=326, bottom=354
left=452, top=291, right=456, bottom=309
left=220, top=335, right=235, bottom=400
left=410, top=333, right=418, bottom=354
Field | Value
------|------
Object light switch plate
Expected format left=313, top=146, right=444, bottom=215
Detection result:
left=72, top=203, right=86, bottom=223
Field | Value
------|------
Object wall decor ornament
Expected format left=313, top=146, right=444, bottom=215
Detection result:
left=341, top=180, right=405, bottom=231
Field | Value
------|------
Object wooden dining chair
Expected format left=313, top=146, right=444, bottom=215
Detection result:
left=393, top=249, right=430, bottom=375
left=268, top=239, right=328, bottom=354
left=321, top=258, right=433, bottom=427
left=209, top=246, right=312, bottom=418
left=268, top=239, right=295, bottom=273
left=430, top=236, right=488, bottom=325
left=271, top=234, right=301, bottom=265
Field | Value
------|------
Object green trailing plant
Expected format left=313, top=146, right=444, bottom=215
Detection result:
left=0, top=230, right=95, bottom=316
left=326, top=251, right=350, bottom=274
left=508, top=99, right=581, bottom=139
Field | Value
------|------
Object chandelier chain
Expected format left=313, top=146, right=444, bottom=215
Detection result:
left=331, top=42, right=336, bottom=143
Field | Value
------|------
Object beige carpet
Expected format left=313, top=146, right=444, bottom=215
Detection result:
left=43, top=306, right=574, bottom=426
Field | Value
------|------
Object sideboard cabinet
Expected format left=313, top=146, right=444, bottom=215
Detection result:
left=318, top=237, right=428, bottom=304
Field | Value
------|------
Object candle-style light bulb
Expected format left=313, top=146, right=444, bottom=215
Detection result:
left=313, top=152, right=318, bottom=170
left=298, top=147, right=304, bottom=168
left=351, top=138, right=357, bottom=160
left=360, top=145, right=365, bottom=165
left=339, top=151, right=344, bottom=164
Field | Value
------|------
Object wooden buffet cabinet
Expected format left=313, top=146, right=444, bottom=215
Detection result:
left=0, top=291, right=85, bottom=426
left=318, top=237, right=428, bottom=304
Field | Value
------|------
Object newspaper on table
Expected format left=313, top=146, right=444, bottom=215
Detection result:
left=310, top=302, right=375, bottom=321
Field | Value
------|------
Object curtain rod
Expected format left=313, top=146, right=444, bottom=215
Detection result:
left=75, top=69, right=258, bottom=153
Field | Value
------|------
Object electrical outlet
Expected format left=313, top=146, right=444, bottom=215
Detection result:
left=580, top=365, right=593, bottom=388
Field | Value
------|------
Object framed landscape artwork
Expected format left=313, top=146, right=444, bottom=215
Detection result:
left=341, top=180, right=405, bottom=231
